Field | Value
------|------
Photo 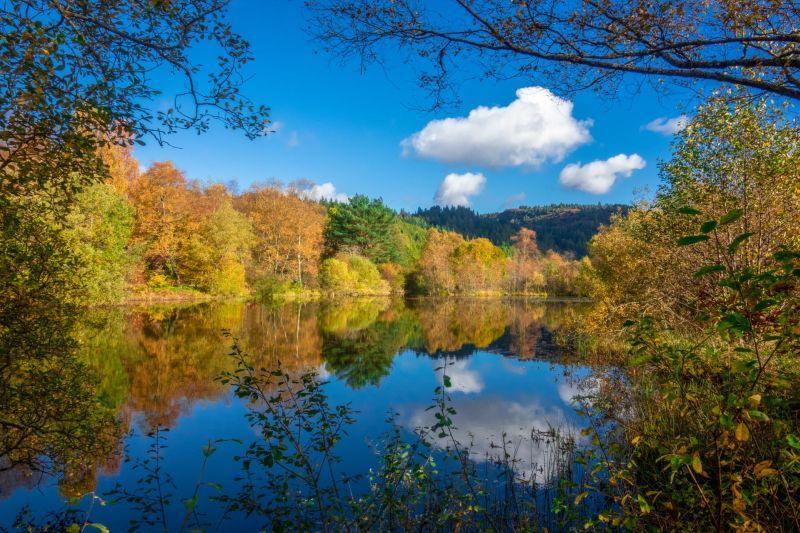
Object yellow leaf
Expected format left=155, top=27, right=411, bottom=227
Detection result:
left=691, top=452, right=703, bottom=473
left=754, top=459, right=771, bottom=472
left=735, top=422, right=750, bottom=442
left=631, top=435, right=641, bottom=445
left=574, top=491, right=589, bottom=505
left=757, top=468, right=778, bottom=478
left=748, top=393, right=761, bottom=407
left=754, top=460, right=778, bottom=478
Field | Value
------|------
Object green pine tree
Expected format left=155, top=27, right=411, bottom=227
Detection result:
left=323, top=195, right=399, bottom=263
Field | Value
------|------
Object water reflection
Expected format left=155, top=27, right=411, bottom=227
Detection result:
left=405, top=354, right=591, bottom=484
left=0, top=297, right=594, bottom=527
left=0, top=297, right=120, bottom=503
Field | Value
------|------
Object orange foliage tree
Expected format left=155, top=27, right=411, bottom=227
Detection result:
left=235, top=185, right=326, bottom=287
left=128, top=162, right=202, bottom=285
left=507, top=228, right=545, bottom=294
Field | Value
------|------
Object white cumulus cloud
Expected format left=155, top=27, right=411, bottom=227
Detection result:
left=434, top=172, right=486, bottom=207
left=642, top=115, right=689, bottom=135
left=297, top=182, right=349, bottom=203
left=402, top=87, right=592, bottom=168
left=559, top=154, right=646, bottom=194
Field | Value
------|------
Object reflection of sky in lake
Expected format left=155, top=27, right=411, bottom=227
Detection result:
left=0, top=300, right=594, bottom=529
left=401, top=354, right=589, bottom=483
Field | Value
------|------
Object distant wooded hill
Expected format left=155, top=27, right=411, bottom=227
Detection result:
left=412, top=204, right=629, bottom=257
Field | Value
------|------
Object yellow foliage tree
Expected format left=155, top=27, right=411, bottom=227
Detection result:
left=235, top=185, right=326, bottom=287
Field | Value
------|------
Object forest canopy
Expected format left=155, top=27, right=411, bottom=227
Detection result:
left=18, top=146, right=594, bottom=303
left=415, top=204, right=627, bottom=257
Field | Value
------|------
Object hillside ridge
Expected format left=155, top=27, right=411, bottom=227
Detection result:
left=412, top=203, right=629, bottom=257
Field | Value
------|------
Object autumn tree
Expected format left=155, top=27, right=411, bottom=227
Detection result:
left=540, top=251, right=579, bottom=297
left=235, top=185, right=326, bottom=287
left=318, top=254, right=391, bottom=296
left=185, top=194, right=254, bottom=295
left=415, top=229, right=508, bottom=295
left=451, top=238, right=507, bottom=294
left=507, top=228, right=544, bottom=294
left=392, top=217, right=429, bottom=270
left=1, top=0, right=268, bottom=346
left=311, top=0, right=800, bottom=105
left=128, top=161, right=203, bottom=286
left=415, top=229, right=465, bottom=295
left=590, top=98, right=800, bottom=328
left=64, top=183, right=136, bottom=304
left=100, top=144, right=140, bottom=197
left=324, top=195, right=399, bottom=263
left=1, top=0, right=269, bottom=200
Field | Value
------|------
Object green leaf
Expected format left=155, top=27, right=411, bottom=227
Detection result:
left=442, top=375, right=452, bottom=388
left=719, top=208, right=743, bottom=225
left=748, top=410, right=770, bottom=422
left=700, top=220, right=718, bottom=233
left=728, top=232, right=754, bottom=254
left=754, top=299, right=777, bottom=311
left=678, top=206, right=702, bottom=215
left=87, top=525, right=110, bottom=533
left=183, top=496, right=198, bottom=512
left=637, top=494, right=652, bottom=514
left=574, top=491, right=589, bottom=505
left=787, top=435, right=800, bottom=449
left=718, top=312, right=750, bottom=332
left=694, top=264, right=725, bottom=277
left=677, top=234, right=709, bottom=246
left=691, top=453, right=703, bottom=474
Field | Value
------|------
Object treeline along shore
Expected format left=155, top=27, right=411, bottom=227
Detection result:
left=24, top=145, right=603, bottom=305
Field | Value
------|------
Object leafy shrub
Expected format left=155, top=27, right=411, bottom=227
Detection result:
left=378, top=262, right=405, bottom=294
left=319, top=254, right=390, bottom=295
left=146, top=273, right=172, bottom=291
left=205, top=260, right=248, bottom=296
left=578, top=209, right=800, bottom=530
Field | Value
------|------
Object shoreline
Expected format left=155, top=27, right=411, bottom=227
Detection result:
left=102, top=291, right=593, bottom=308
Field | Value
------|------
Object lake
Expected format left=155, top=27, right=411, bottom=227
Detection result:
left=0, top=298, right=598, bottom=530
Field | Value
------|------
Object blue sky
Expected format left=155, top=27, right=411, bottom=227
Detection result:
left=136, top=0, right=692, bottom=213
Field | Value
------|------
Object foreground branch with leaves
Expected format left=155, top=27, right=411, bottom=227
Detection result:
left=577, top=211, right=800, bottom=530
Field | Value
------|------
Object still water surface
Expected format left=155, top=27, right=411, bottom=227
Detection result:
left=0, top=298, right=596, bottom=529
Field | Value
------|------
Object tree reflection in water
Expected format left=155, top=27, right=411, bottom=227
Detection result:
left=0, top=303, right=119, bottom=501
left=1, top=298, right=595, bottom=528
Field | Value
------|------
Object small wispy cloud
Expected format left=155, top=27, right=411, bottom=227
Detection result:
left=287, top=131, right=300, bottom=148
left=501, top=192, right=526, bottom=209
left=642, top=115, right=689, bottom=136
